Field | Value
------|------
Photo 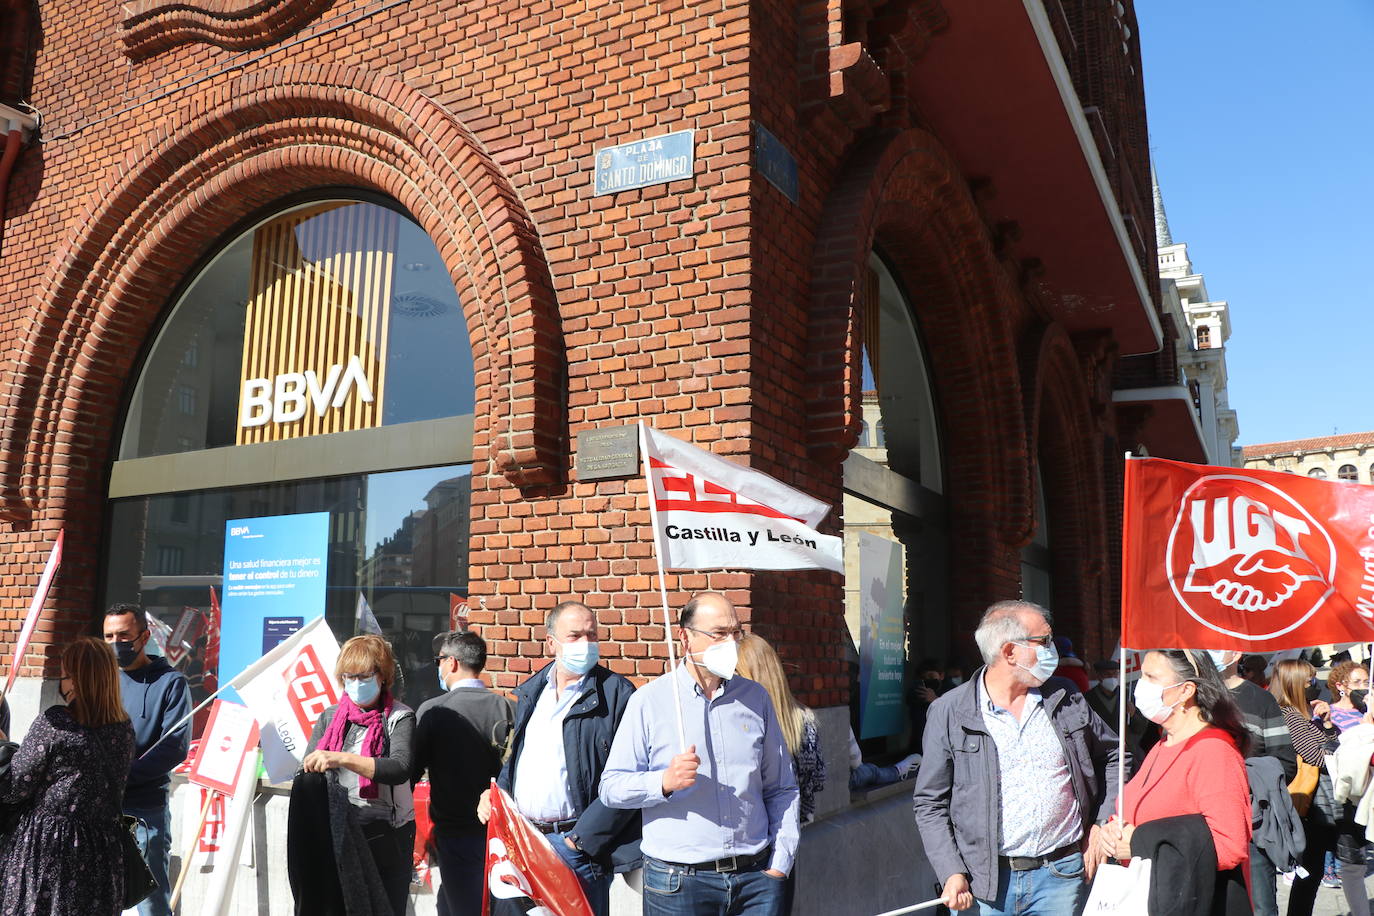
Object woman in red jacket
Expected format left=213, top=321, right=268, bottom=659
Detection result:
left=1099, top=648, right=1253, bottom=913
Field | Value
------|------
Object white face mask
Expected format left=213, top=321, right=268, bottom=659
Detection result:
left=1099, top=677, right=1120, bottom=693
left=1134, top=678, right=1184, bottom=725
left=1013, top=642, right=1059, bottom=685
left=558, top=639, right=599, bottom=676
left=689, top=640, right=738, bottom=680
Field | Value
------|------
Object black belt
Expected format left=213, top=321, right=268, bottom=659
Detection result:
left=656, top=849, right=771, bottom=874
left=1000, top=842, right=1080, bottom=872
left=530, top=818, right=578, bottom=835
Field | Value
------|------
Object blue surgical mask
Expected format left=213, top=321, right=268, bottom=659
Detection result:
left=345, top=675, right=381, bottom=707
left=558, top=639, right=599, bottom=677
left=1206, top=649, right=1238, bottom=673
left=1014, top=642, right=1059, bottom=685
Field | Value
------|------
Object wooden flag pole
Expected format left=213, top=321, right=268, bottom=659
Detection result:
left=638, top=421, right=689, bottom=751
left=169, top=788, right=217, bottom=912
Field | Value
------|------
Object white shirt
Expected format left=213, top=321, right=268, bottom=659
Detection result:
left=978, top=672, right=1081, bottom=857
left=511, top=673, right=585, bottom=822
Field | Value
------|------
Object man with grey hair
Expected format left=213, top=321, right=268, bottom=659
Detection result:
left=912, top=600, right=1124, bottom=914
left=478, top=600, right=639, bottom=916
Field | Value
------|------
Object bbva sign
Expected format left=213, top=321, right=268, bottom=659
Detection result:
left=238, top=355, right=375, bottom=428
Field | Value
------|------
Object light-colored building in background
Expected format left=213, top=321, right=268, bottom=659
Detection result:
left=1241, top=432, right=1374, bottom=483
left=1154, top=170, right=1242, bottom=466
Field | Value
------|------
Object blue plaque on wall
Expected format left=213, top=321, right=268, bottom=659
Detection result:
left=754, top=122, right=799, bottom=204
left=593, top=130, right=695, bottom=195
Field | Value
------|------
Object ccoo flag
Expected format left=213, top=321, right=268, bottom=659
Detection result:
left=482, top=783, right=594, bottom=916
left=641, top=424, right=843, bottom=573
left=1122, top=456, right=1374, bottom=651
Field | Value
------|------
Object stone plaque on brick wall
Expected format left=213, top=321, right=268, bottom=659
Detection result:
left=576, top=426, right=641, bottom=481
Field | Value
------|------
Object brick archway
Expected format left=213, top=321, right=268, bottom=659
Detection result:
left=1025, top=323, right=1111, bottom=651
left=0, top=65, right=563, bottom=533
left=807, top=128, right=1032, bottom=624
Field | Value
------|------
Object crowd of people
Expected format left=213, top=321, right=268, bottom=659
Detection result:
left=2, top=594, right=1372, bottom=915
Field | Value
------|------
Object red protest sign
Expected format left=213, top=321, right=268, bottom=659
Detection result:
left=188, top=700, right=260, bottom=796
left=482, top=784, right=594, bottom=916
left=4, top=531, right=63, bottom=696
left=1122, top=456, right=1374, bottom=651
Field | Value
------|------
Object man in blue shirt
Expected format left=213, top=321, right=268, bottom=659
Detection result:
left=600, top=592, right=799, bottom=916
left=106, top=603, right=191, bottom=916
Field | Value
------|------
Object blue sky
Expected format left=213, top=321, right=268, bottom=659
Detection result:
left=1137, top=1, right=1374, bottom=446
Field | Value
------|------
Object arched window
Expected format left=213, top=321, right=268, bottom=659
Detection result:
left=1196, top=325, right=1211, bottom=348
left=844, top=253, right=945, bottom=749
left=1339, top=464, right=1358, bottom=482
left=102, top=196, right=476, bottom=713
left=1308, top=467, right=1328, bottom=479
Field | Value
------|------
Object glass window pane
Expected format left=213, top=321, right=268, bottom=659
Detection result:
left=119, top=199, right=474, bottom=460
left=102, top=464, right=471, bottom=717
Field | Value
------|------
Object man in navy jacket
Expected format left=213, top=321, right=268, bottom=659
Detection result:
left=480, top=600, right=640, bottom=916
left=106, top=603, right=191, bottom=916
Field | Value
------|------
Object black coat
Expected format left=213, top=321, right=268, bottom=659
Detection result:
left=1132, top=814, right=1251, bottom=916
left=497, top=662, right=641, bottom=871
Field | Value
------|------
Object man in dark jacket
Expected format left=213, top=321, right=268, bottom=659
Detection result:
left=106, top=602, right=191, bottom=916
left=414, top=629, right=515, bottom=916
left=912, top=600, right=1124, bottom=914
left=480, top=600, right=639, bottom=916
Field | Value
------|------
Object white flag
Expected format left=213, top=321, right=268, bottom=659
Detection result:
left=233, top=615, right=341, bottom=783
left=641, top=424, right=844, bottom=573
left=356, top=592, right=382, bottom=635
left=1110, top=642, right=1147, bottom=682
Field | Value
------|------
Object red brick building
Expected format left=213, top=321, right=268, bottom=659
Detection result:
left=0, top=0, right=1205, bottom=907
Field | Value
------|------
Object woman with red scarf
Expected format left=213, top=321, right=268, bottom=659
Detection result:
left=302, top=634, right=417, bottom=916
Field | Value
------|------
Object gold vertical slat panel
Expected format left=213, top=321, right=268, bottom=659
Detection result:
left=235, top=202, right=394, bottom=445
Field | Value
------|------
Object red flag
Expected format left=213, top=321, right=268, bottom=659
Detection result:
left=482, top=784, right=594, bottom=916
left=1122, top=456, right=1374, bottom=651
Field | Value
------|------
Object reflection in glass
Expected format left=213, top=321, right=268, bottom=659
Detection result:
left=102, top=465, right=472, bottom=719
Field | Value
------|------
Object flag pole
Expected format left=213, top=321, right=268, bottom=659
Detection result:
left=1117, top=451, right=1134, bottom=820
left=639, top=421, right=689, bottom=751
left=169, top=788, right=217, bottom=910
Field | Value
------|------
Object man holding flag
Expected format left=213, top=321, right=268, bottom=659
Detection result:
left=599, top=591, right=799, bottom=916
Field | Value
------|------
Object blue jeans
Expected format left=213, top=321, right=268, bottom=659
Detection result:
left=122, top=803, right=172, bottom=916
left=642, top=856, right=786, bottom=916
left=973, top=851, right=1087, bottom=916
left=551, top=830, right=612, bottom=916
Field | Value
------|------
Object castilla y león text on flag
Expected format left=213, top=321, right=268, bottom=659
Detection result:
left=642, top=425, right=843, bottom=573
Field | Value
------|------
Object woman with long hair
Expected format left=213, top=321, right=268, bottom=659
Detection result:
left=1271, top=658, right=1366, bottom=916
left=1099, top=648, right=1252, bottom=914
left=735, top=634, right=826, bottom=916
left=0, top=637, right=134, bottom=915
left=293, top=634, right=416, bottom=916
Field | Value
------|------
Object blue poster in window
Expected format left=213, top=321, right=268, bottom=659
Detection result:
left=858, top=532, right=906, bottom=739
left=220, top=512, right=330, bottom=695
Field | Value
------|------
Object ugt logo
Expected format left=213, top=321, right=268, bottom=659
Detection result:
left=1165, top=477, right=1335, bottom=642
left=1165, top=475, right=1337, bottom=640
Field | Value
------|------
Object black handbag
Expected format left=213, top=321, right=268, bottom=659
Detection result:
left=119, top=814, right=159, bottom=909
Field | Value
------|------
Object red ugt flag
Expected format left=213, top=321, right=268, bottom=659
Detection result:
left=482, top=784, right=594, bottom=916
left=1122, top=457, right=1374, bottom=651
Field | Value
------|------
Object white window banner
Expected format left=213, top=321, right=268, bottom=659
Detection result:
left=232, top=615, right=341, bottom=783
left=642, top=425, right=844, bottom=573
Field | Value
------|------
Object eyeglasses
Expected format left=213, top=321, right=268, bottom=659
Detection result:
left=341, top=671, right=377, bottom=682
left=686, top=626, right=744, bottom=643
left=1015, top=634, right=1055, bottom=648
left=434, top=655, right=453, bottom=667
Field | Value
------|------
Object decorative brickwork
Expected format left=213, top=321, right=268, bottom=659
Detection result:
left=0, top=0, right=1155, bottom=707
left=120, top=0, right=335, bottom=60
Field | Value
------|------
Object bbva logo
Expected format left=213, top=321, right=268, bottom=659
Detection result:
left=1164, top=475, right=1337, bottom=641
left=238, top=355, right=374, bottom=428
